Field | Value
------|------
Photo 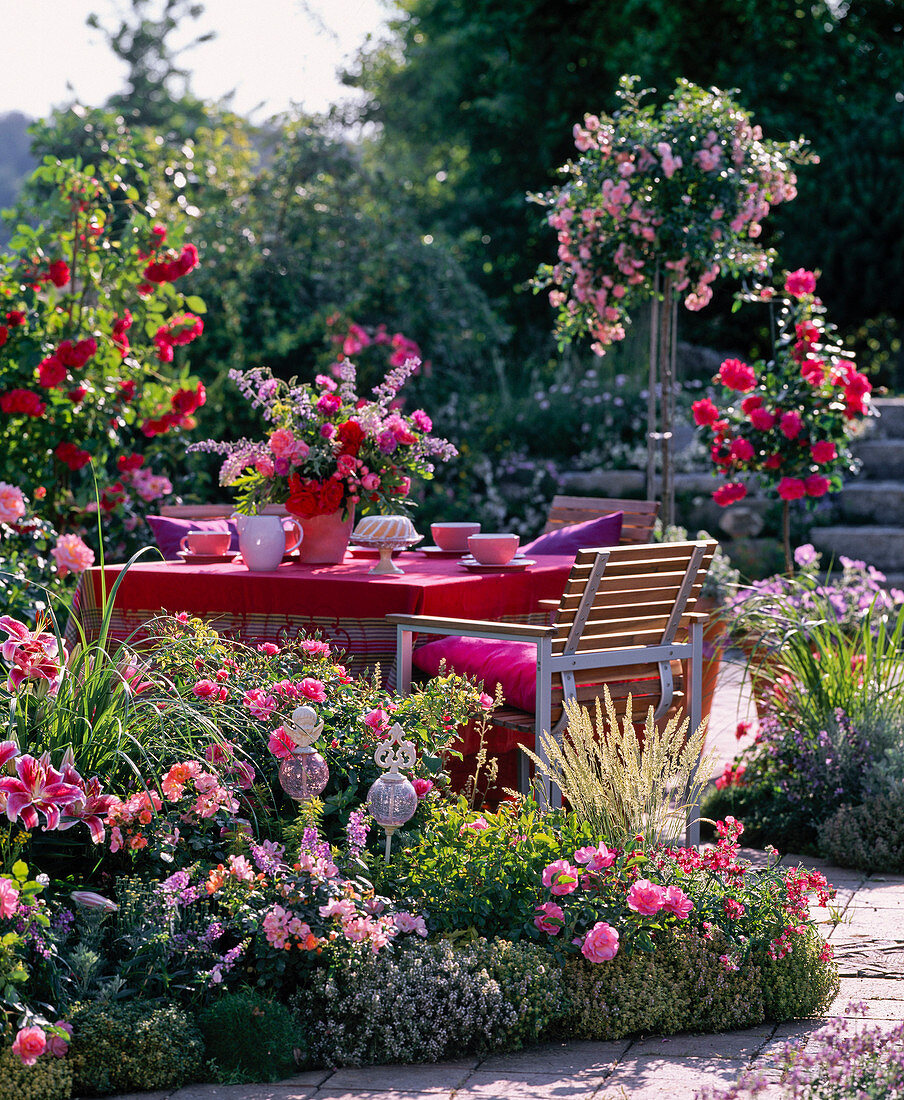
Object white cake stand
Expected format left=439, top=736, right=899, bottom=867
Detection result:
left=348, top=533, right=424, bottom=575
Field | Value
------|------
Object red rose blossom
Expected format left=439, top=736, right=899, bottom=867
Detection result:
left=804, top=474, right=830, bottom=497
left=713, top=482, right=747, bottom=507
left=810, top=440, right=837, bottom=464
left=777, top=477, right=806, bottom=501
left=0, top=388, right=46, bottom=416
left=784, top=268, right=817, bottom=299
left=717, top=358, right=757, bottom=393
left=47, top=260, right=70, bottom=287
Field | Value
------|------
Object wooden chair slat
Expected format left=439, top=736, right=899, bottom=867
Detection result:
left=543, top=496, right=659, bottom=544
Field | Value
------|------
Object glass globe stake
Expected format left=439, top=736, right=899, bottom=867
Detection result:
left=366, top=722, right=418, bottom=860
left=278, top=705, right=329, bottom=802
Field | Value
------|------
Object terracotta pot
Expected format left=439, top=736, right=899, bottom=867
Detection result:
left=295, top=506, right=356, bottom=564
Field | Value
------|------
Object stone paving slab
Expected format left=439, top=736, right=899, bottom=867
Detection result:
left=627, top=1027, right=772, bottom=1061
left=477, top=1040, right=630, bottom=1074
left=324, top=1062, right=475, bottom=1093
left=170, top=1087, right=315, bottom=1100
left=596, top=1056, right=746, bottom=1098
left=453, top=1071, right=607, bottom=1100
left=314, top=1091, right=458, bottom=1100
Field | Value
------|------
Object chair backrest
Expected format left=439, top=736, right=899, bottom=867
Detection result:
left=160, top=503, right=288, bottom=519
left=545, top=539, right=716, bottom=720
left=543, top=495, right=659, bottom=544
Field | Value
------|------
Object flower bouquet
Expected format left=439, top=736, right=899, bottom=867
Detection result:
left=192, top=357, right=456, bottom=522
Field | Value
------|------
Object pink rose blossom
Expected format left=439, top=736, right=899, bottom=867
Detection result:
left=779, top=410, right=803, bottom=439
left=460, top=816, right=488, bottom=832
left=363, top=708, right=390, bottom=734
left=268, top=726, right=294, bottom=760
left=191, top=679, right=220, bottom=700
left=12, top=1026, right=46, bottom=1066
left=785, top=268, right=817, bottom=298
left=0, top=877, right=20, bottom=917
left=718, top=358, right=757, bottom=393
left=581, top=921, right=620, bottom=962
left=412, top=778, right=434, bottom=799
left=242, top=688, right=278, bottom=720
left=51, top=534, right=94, bottom=578
left=298, top=677, right=327, bottom=703
left=0, top=482, right=26, bottom=525
left=257, top=642, right=280, bottom=656
left=361, top=473, right=381, bottom=492
left=574, top=842, right=616, bottom=870
left=542, top=859, right=580, bottom=896
left=534, top=901, right=565, bottom=934
left=810, top=440, right=837, bottom=464
left=477, top=692, right=494, bottom=709
left=47, top=1021, right=72, bottom=1058
left=393, top=911, right=428, bottom=936
left=626, top=878, right=666, bottom=916
left=661, top=885, right=693, bottom=919
left=300, top=639, right=331, bottom=658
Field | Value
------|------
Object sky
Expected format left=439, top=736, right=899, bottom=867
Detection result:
left=0, top=0, right=390, bottom=120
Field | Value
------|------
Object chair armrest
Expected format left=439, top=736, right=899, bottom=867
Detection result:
left=386, top=613, right=556, bottom=641
left=536, top=599, right=559, bottom=610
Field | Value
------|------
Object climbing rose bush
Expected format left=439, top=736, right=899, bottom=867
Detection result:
left=0, top=153, right=206, bottom=533
left=534, top=75, right=811, bottom=354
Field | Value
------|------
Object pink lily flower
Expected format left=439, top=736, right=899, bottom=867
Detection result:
left=0, top=615, right=60, bottom=663
left=0, top=752, right=83, bottom=831
left=56, top=755, right=115, bottom=843
left=7, top=639, right=65, bottom=694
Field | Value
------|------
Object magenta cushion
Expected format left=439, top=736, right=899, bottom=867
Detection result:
left=412, top=635, right=538, bottom=710
left=523, top=511, right=623, bottom=556
left=146, top=514, right=239, bottom=559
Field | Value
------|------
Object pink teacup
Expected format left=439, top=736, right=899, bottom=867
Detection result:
left=180, top=529, right=231, bottom=556
left=468, top=533, right=520, bottom=565
left=431, top=521, right=481, bottom=552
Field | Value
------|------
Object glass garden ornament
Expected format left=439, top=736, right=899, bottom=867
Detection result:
left=366, top=721, right=418, bottom=860
left=278, top=704, right=330, bottom=801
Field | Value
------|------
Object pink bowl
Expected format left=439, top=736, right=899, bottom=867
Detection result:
left=431, top=521, right=481, bottom=552
left=468, top=533, right=520, bottom=565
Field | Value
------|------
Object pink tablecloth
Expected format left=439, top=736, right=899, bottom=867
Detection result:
left=70, top=551, right=573, bottom=686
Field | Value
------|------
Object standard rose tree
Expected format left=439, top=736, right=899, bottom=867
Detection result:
left=693, top=270, right=872, bottom=571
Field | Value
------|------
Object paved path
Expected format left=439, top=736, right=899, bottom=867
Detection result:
left=94, top=656, right=904, bottom=1100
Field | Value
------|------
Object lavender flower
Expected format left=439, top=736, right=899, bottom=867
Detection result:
left=346, top=808, right=371, bottom=858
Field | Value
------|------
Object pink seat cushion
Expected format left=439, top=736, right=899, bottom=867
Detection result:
left=523, top=511, right=623, bottom=556
left=412, top=635, right=538, bottom=711
left=146, top=514, right=239, bottom=559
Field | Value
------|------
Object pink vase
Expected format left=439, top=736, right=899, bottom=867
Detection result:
left=296, top=506, right=356, bottom=564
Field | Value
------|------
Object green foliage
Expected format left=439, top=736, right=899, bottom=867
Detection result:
left=69, top=1000, right=204, bottom=1096
left=818, top=786, right=904, bottom=874
left=198, top=988, right=304, bottom=1083
left=757, top=928, right=839, bottom=1021
left=351, top=0, right=904, bottom=349
left=0, top=1046, right=72, bottom=1100
left=380, top=797, right=595, bottom=938
left=293, top=937, right=563, bottom=1066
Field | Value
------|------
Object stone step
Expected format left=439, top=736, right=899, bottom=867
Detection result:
left=850, top=439, right=904, bottom=479
left=809, top=525, right=904, bottom=574
left=870, top=397, right=904, bottom=438
left=837, top=481, right=904, bottom=525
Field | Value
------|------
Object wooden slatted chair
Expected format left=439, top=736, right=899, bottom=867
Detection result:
left=389, top=539, right=716, bottom=846
left=543, top=495, right=660, bottom=544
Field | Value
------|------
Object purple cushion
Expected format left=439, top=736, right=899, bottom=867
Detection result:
left=413, top=636, right=538, bottom=710
left=522, top=511, right=623, bottom=556
left=146, top=514, right=239, bottom=559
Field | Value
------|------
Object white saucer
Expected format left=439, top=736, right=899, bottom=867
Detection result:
left=459, top=555, right=536, bottom=573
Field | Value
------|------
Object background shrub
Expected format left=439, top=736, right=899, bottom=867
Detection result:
left=69, top=1000, right=204, bottom=1096
left=0, top=1046, right=72, bottom=1100
left=199, top=988, right=305, bottom=1082
left=818, top=787, right=904, bottom=874
left=292, top=938, right=563, bottom=1066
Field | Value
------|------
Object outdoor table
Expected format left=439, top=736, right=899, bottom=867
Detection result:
left=68, top=552, right=573, bottom=687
